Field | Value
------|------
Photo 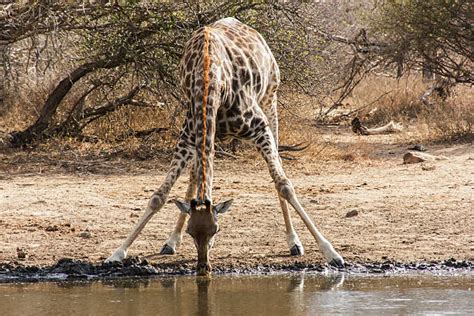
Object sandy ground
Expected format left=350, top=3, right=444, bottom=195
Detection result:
left=0, top=129, right=473, bottom=269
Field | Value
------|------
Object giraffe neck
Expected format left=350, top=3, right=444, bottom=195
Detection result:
left=200, top=26, right=211, bottom=203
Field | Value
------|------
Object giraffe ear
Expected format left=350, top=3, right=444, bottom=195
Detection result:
left=214, top=199, right=233, bottom=214
left=175, top=200, right=191, bottom=214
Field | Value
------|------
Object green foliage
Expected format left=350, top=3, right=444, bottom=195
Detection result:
left=372, top=0, right=472, bottom=83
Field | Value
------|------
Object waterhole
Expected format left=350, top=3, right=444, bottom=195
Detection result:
left=1, top=274, right=472, bottom=315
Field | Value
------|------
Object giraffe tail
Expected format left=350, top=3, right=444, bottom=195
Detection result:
left=278, top=142, right=310, bottom=153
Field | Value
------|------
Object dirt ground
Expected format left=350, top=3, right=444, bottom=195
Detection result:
left=0, top=128, right=473, bottom=269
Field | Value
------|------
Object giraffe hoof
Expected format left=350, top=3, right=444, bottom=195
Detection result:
left=159, top=244, right=176, bottom=255
left=105, top=248, right=127, bottom=263
left=290, top=244, right=304, bottom=256
left=329, top=257, right=345, bottom=269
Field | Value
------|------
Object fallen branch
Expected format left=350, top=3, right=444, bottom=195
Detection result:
left=116, top=127, right=167, bottom=142
left=351, top=117, right=403, bottom=135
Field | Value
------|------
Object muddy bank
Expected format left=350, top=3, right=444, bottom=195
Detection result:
left=0, top=257, right=472, bottom=283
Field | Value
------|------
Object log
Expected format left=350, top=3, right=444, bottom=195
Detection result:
left=351, top=117, right=403, bottom=135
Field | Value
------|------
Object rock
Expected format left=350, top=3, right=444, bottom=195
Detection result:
left=45, top=225, right=59, bottom=232
left=345, top=210, right=359, bottom=218
left=408, top=144, right=427, bottom=152
left=403, top=152, right=426, bottom=164
left=403, top=151, right=448, bottom=164
left=78, top=231, right=92, bottom=239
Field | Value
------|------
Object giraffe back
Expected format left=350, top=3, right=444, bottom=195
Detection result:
left=180, top=17, right=280, bottom=140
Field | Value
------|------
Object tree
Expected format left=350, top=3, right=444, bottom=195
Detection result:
left=3, top=1, right=354, bottom=146
left=371, top=0, right=472, bottom=84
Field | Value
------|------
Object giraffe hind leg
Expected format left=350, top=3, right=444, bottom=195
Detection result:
left=252, top=127, right=344, bottom=267
left=105, top=139, right=194, bottom=263
left=279, top=197, right=305, bottom=256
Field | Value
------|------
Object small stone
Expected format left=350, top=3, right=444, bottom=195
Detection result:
left=345, top=210, right=359, bottom=218
left=45, top=225, right=59, bottom=232
left=408, top=144, right=427, bottom=152
left=79, top=231, right=92, bottom=239
left=17, top=248, right=27, bottom=259
left=403, top=152, right=426, bottom=164
left=421, top=164, right=436, bottom=171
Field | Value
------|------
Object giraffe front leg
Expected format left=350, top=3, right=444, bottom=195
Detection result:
left=159, top=213, right=186, bottom=255
left=262, top=92, right=303, bottom=256
left=278, top=182, right=344, bottom=267
left=253, top=129, right=344, bottom=267
left=105, top=140, right=193, bottom=263
left=160, top=162, right=197, bottom=255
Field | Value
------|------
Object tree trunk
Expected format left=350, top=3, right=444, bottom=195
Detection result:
left=0, top=40, right=6, bottom=114
left=10, top=59, right=120, bottom=147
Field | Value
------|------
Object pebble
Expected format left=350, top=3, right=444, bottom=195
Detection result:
left=45, top=225, right=59, bottom=232
left=345, top=210, right=359, bottom=218
left=78, top=231, right=92, bottom=239
left=16, top=248, right=27, bottom=260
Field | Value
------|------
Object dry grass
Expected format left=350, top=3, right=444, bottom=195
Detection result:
left=1, top=71, right=472, bottom=165
left=347, top=75, right=473, bottom=143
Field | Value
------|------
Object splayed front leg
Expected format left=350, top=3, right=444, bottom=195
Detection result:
left=160, top=164, right=197, bottom=255
left=105, top=137, right=194, bottom=263
left=159, top=213, right=187, bottom=255
left=106, top=201, right=161, bottom=263
left=283, top=183, right=343, bottom=266
left=282, top=183, right=344, bottom=268
left=253, top=128, right=344, bottom=267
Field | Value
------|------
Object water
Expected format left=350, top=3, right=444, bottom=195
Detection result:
left=0, top=274, right=472, bottom=315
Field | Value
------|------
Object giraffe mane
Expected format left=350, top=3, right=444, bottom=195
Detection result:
left=200, top=26, right=211, bottom=202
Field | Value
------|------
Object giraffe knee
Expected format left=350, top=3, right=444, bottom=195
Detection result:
left=277, top=182, right=295, bottom=200
left=148, top=194, right=165, bottom=211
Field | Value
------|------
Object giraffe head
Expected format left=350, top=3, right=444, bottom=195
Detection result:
left=175, top=198, right=233, bottom=276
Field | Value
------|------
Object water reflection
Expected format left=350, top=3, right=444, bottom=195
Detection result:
left=196, top=277, right=211, bottom=316
left=287, top=274, right=305, bottom=292
left=0, top=274, right=472, bottom=315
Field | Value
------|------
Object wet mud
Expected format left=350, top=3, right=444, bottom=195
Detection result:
left=1, top=257, right=472, bottom=283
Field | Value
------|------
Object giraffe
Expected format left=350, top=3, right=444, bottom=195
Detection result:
left=105, top=17, right=344, bottom=275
